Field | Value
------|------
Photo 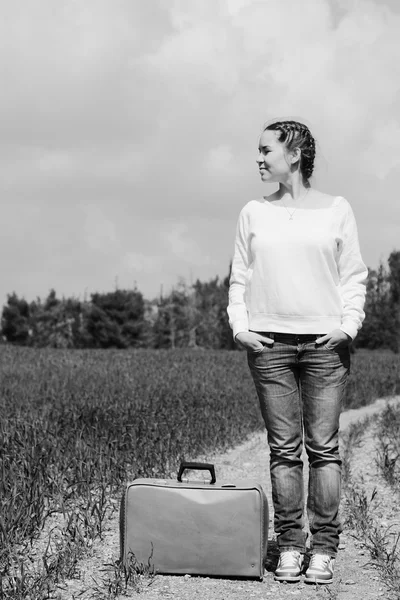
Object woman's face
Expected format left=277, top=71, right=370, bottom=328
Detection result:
left=257, top=129, right=293, bottom=183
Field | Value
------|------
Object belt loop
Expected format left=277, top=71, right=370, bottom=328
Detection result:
left=268, top=332, right=275, bottom=340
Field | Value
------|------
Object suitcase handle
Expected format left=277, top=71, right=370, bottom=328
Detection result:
left=177, top=462, right=216, bottom=484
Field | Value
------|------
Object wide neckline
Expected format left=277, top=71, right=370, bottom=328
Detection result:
left=262, top=194, right=343, bottom=211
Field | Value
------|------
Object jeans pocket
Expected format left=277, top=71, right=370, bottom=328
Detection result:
left=247, top=345, right=265, bottom=354
left=324, top=344, right=336, bottom=352
left=320, top=343, right=348, bottom=354
left=247, top=343, right=274, bottom=355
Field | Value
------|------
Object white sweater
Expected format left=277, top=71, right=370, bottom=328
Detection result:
left=227, top=195, right=368, bottom=340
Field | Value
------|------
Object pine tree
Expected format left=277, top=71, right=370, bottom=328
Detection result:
left=85, top=288, right=146, bottom=348
left=355, top=263, right=398, bottom=351
left=1, top=293, right=31, bottom=344
left=388, top=250, right=400, bottom=353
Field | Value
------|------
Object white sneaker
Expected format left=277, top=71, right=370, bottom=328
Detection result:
left=274, top=550, right=304, bottom=582
left=305, top=554, right=335, bottom=584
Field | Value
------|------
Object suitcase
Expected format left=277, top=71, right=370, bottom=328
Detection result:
left=120, top=461, right=268, bottom=579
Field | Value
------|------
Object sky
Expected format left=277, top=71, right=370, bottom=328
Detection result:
left=1, top=0, right=399, bottom=307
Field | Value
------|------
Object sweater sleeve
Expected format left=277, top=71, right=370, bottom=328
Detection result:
left=227, top=205, right=252, bottom=338
left=337, top=199, right=368, bottom=340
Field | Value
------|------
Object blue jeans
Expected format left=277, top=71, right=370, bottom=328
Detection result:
left=247, top=332, right=350, bottom=557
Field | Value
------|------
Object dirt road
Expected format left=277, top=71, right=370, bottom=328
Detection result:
left=60, top=396, right=400, bottom=600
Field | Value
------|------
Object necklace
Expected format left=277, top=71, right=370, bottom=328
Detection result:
left=280, top=188, right=310, bottom=220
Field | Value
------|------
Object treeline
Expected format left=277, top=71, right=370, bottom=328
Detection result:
left=355, top=250, right=400, bottom=352
left=0, top=274, right=235, bottom=350
left=1, top=251, right=400, bottom=352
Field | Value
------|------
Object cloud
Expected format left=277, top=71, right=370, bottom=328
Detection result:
left=0, top=0, right=399, bottom=305
left=2, top=0, right=399, bottom=204
left=162, top=223, right=194, bottom=258
left=361, top=120, right=400, bottom=180
left=205, top=145, right=233, bottom=172
left=83, top=204, right=118, bottom=253
left=122, top=252, right=159, bottom=273
left=162, top=222, right=212, bottom=266
left=140, top=0, right=400, bottom=181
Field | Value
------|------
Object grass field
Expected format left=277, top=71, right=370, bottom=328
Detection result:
left=1, top=345, right=400, bottom=599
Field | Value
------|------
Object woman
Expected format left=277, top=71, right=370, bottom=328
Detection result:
left=227, top=120, right=367, bottom=585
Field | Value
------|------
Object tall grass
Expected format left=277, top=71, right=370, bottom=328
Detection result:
left=344, top=348, right=400, bottom=409
left=341, top=414, right=400, bottom=598
left=1, top=345, right=399, bottom=598
left=375, top=403, right=400, bottom=489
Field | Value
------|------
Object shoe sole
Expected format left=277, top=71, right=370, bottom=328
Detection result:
left=305, top=576, right=333, bottom=584
left=274, top=575, right=301, bottom=582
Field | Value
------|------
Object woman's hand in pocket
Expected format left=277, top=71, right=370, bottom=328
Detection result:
left=315, top=329, right=351, bottom=350
left=235, top=331, right=274, bottom=352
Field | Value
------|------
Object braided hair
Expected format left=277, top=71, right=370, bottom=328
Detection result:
left=264, top=120, right=316, bottom=184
